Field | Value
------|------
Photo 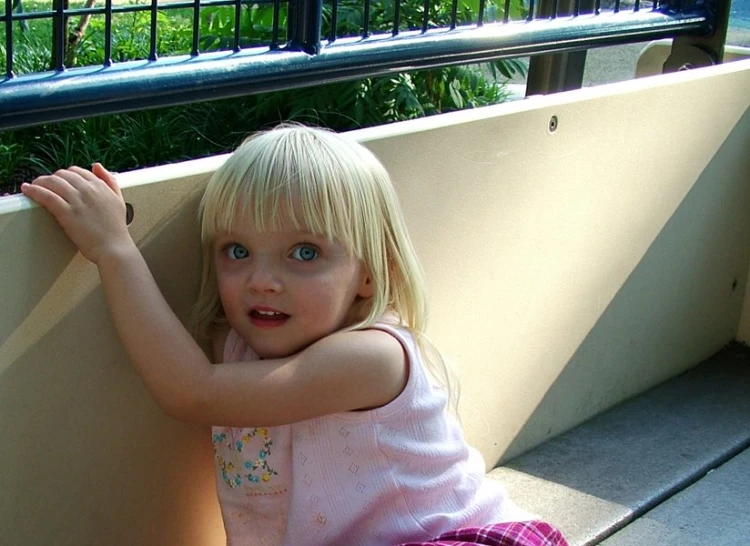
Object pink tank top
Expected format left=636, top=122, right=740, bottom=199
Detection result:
left=212, top=323, right=530, bottom=546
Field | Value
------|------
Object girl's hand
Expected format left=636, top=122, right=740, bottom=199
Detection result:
left=21, top=164, right=134, bottom=264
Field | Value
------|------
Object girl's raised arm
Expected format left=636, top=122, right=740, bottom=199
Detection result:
left=201, top=328, right=407, bottom=427
left=22, top=168, right=407, bottom=427
left=22, top=166, right=217, bottom=414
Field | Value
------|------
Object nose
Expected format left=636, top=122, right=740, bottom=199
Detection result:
left=246, top=258, right=282, bottom=293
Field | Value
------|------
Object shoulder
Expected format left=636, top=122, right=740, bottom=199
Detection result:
left=331, top=326, right=404, bottom=349
left=315, top=328, right=406, bottom=376
left=307, top=328, right=408, bottom=410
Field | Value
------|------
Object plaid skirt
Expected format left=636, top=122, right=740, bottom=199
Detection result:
left=395, top=521, right=568, bottom=546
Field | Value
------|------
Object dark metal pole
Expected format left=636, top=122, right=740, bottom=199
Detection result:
left=525, top=0, right=595, bottom=95
left=51, top=0, right=69, bottom=71
left=4, top=0, right=14, bottom=78
left=663, top=0, right=731, bottom=72
left=287, top=0, right=322, bottom=54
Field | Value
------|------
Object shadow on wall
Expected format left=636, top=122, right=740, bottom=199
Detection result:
left=0, top=183, right=226, bottom=545
left=501, top=106, right=750, bottom=476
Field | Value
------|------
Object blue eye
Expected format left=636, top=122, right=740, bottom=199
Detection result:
left=291, top=245, right=318, bottom=262
left=225, top=244, right=249, bottom=260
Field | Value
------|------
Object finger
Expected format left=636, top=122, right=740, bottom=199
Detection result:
left=61, top=167, right=101, bottom=190
left=61, top=167, right=123, bottom=208
left=30, top=173, right=81, bottom=204
left=21, top=182, right=73, bottom=219
left=63, top=165, right=120, bottom=198
left=91, top=163, right=122, bottom=198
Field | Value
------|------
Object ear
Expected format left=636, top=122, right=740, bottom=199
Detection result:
left=357, top=268, right=376, bottom=299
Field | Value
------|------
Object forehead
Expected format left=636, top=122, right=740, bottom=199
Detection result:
left=203, top=174, right=357, bottom=255
left=226, top=195, right=313, bottom=234
left=215, top=200, right=343, bottom=246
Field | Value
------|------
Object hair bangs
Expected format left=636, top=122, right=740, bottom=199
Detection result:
left=200, top=128, right=364, bottom=257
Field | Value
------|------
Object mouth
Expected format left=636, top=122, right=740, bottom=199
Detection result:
left=248, top=308, right=290, bottom=328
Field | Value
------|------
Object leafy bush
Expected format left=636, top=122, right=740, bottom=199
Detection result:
left=0, top=0, right=527, bottom=194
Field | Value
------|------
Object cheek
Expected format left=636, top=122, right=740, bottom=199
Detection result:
left=303, top=277, right=360, bottom=317
left=216, top=271, right=241, bottom=312
left=295, top=285, right=329, bottom=311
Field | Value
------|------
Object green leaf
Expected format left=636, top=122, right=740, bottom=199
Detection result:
left=448, top=79, right=465, bottom=109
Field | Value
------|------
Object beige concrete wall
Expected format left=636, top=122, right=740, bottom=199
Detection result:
left=1, top=59, right=749, bottom=545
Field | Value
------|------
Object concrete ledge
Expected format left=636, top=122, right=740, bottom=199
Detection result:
left=600, top=447, right=750, bottom=545
left=488, top=343, right=750, bottom=545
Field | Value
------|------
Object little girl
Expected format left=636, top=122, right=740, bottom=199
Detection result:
left=22, top=124, right=567, bottom=546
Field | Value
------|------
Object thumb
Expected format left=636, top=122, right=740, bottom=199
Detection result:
left=92, top=163, right=122, bottom=197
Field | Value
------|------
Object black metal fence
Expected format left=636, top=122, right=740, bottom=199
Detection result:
left=0, top=0, right=721, bottom=129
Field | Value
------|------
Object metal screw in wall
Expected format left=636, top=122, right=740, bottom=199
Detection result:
left=549, top=115, right=558, bottom=133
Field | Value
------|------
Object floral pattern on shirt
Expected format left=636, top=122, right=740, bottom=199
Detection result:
left=213, top=427, right=279, bottom=488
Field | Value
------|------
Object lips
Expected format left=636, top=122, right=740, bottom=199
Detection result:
left=248, top=307, right=289, bottom=328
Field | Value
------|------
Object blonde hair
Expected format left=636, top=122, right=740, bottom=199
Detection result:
left=192, top=124, right=457, bottom=407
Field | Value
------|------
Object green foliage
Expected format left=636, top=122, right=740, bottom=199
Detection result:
left=1, top=19, right=54, bottom=74
left=200, top=3, right=288, bottom=50
left=71, top=10, right=196, bottom=64
left=326, top=0, right=527, bottom=34
left=194, top=0, right=528, bottom=47
left=0, top=0, right=528, bottom=194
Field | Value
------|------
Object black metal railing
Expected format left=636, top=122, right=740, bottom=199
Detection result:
left=1, top=0, right=719, bottom=130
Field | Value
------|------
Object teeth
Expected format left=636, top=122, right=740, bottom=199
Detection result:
left=256, top=310, right=280, bottom=316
